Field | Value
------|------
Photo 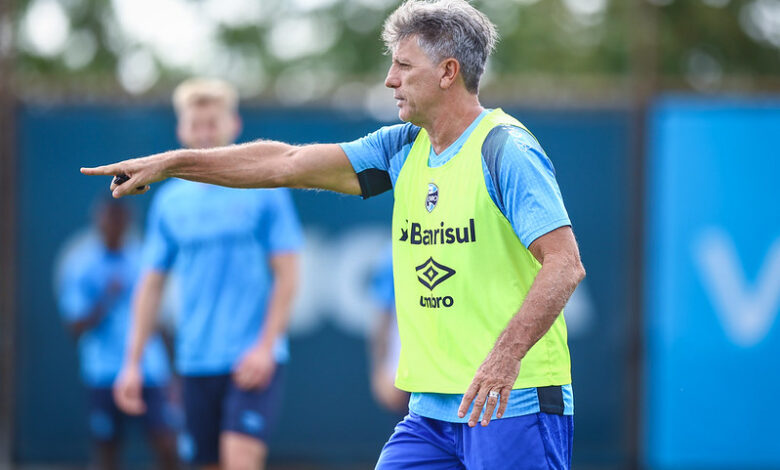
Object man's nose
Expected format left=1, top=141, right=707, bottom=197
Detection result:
left=385, top=67, right=399, bottom=88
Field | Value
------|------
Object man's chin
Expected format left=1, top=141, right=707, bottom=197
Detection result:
left=398, top=109, right=413, bottom=123
left=399, top=113, right=423, bottom=127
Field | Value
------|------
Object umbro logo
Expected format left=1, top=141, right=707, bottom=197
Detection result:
left=415, top=257, right=456, bottom=291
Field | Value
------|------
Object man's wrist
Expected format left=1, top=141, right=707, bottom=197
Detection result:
left=254, top=337, right=276, bottom=354
left=163, top=149, right=191, bottom=179
left=496, top=334, right=528, bottom=362
left=122, top=355, right=143, bottom=371
left=257, top=325, right=285, bottom=352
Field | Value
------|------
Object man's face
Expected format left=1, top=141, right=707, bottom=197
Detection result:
left=97, top=203, right=129, bottom=250
left=385, top=36, right=443, bottom=124
left=176, top=101, right=240, bottom=149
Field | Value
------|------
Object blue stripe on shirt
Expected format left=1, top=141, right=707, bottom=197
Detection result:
left=408, top=384, right=574, bottom=422
left=481, top=125, right=512, bottom=214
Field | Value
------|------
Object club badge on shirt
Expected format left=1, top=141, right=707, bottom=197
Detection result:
left=426, top=183, right=439, bottom=213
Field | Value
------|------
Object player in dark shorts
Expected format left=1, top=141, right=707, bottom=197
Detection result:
left=112, top=79, right=303, bottom=469
left=57, top=198, right=177, bottom=469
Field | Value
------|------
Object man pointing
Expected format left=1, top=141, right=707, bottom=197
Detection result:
left=84, top=1, right=585, bottom=468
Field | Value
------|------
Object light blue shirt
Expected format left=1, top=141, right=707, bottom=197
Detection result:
left=142, top=181, right=303, bottom=376
left=341, top=109, right=573, bottom=422
left=371, top=245, right=401, bottom=375
left=58, top=238, right=170, bottom=387
left=371, top=246, right=395, bottom=313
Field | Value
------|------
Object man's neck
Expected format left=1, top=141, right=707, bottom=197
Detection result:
left=103, top=241, right=123, bottom=253
left=423, top=95, right=484, bottom=155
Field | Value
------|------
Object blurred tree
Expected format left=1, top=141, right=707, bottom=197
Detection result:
left=654, top=0, right=780, bottom=91
left=8, top=0, right=780, bottom=102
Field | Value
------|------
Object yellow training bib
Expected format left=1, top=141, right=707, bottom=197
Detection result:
left=391, top=109, right=571, bottom=393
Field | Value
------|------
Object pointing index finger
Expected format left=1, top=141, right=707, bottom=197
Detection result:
left=81, top=163, right=120, bottom=176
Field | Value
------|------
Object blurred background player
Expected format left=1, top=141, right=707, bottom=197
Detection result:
left=369, top=245, right=408, bottom=415
left=112, top=78, right=302, bottom=469
left=56, top=198, right=177, bottom=470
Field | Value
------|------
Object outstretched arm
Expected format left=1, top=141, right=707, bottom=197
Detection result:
left=81, top=142, right=361, bottom=198
left=457, top=226, right=585, bottom=427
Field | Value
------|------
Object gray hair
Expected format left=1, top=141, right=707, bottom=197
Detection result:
left=381, top=0, right=498, bottom=94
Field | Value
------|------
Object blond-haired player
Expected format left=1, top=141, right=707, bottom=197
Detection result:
left=113, top=78, right=302, bottom=469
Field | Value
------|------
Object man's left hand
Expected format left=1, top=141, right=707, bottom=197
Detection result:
left=233, top=345, right=276, bottom=390
left=457, top=344, right=521, bottom=427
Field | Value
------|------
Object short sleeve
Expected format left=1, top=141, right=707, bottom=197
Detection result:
left=140, top=194, right=177, bottom=272
left=339, top=123, right=421, bottom=199
left=262, top=189, right=304, bottom=254
left=482, top=126, right=571, bottom=248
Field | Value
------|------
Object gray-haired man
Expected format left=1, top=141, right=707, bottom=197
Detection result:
left=84, top=1, right=584, bottom=468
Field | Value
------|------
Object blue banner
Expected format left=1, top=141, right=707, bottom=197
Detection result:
left=644, top=97, right=780, bottom=469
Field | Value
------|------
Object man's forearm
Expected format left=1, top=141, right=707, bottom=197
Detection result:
left=163, top=142, right=361, bottom=195
left=166, top=140, right=296, bottom=189
left=256, top=253, right=299, bottom=351
left=84, top=137, right=361, bottom=197
left=496, top=254, right=585, bottom=361
left=125, top=271, right=166, bottom=366
left=68, top=303, right=109, bottom=339
left=371, top=313, right=393, bottom=371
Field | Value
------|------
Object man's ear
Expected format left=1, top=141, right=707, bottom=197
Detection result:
left=439, top=58, right=460, bottom=90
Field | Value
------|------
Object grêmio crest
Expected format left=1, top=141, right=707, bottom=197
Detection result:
left=426, top=183, right=439, bottom=213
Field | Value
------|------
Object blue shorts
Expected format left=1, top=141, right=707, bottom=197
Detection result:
left=376, top=411, right=573, bottom=470
left=179, top=366, right=285, bottom=465
left=87, top=386, right=173, bottom=443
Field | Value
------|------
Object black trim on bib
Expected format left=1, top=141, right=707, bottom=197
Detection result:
left=356, top=169, right=392, bottom=199
left=537, top=385, right=565, bottom=415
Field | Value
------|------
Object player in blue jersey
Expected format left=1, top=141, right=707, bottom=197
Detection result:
left=84, top=2, right=585, bottom=468
left=111, top=79, right=303, bottom=469
left=369, top=245, right=409, bottom=414
left=57, top=198, right=177, bottom=469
